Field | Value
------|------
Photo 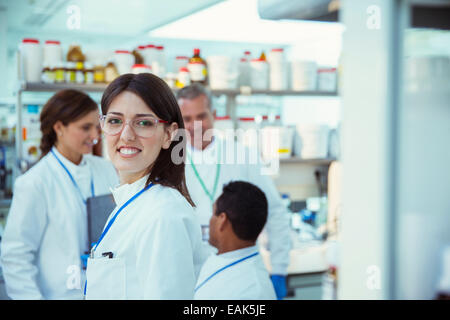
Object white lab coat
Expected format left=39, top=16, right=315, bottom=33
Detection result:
left=85, top=174, right=207, bottom=300
left=194, top=245, right=276, bottom=300
left=0, top=147, right=118, bottom=300
left=185, top=137, right=291, bottom=275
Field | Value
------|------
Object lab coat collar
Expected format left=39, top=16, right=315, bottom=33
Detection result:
left=111, top=174, right=150, bottom=207
left=51, top=146, right=88, bottom=175
left=217, top=245, right=259, bottom=261
left=198, top=245, right=260, bottom=282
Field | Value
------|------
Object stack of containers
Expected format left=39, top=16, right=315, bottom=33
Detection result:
left=268, top=48, right=287, bottom=91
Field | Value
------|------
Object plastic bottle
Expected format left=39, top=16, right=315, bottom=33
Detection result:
left=188, top=48, right=207, bottom=85
left=238, top=51, right=251, bottom=87
left=176, top=67, right=191, bottom=89
left=174, top=56, right=189, bottom=74
left=20, top=38, right=42, bottom=82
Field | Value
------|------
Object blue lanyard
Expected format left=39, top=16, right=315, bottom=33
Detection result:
left=92, top=182, right=154, bottom=252
left=51, top=149, right=94, bottom=204
left=194, top=252, right=259, bottom=292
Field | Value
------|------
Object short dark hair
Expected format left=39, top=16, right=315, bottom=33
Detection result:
left=101, top=73, right=194, bottom=207
left=176, top=83, right=212, bottom=109
left=215, top=181, right=268, bottom=241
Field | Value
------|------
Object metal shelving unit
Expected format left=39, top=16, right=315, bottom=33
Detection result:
left=14, top=81, right=339, bottom=173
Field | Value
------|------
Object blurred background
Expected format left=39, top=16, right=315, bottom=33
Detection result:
left=0, top=0, right=449, bottom=300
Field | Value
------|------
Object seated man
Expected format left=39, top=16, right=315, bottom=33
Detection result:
left=194, top=181, right=277, bottom=300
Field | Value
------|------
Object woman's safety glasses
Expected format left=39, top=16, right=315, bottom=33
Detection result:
left=100, top=114, right=168, bottom=138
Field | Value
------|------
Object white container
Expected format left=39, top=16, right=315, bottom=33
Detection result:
left=237, top=117, right=258, bottom=148
left=20, top=38, right=42, bottom=82
left=238, top=51, right=252, bottom=87
left=296, top=124, right=330, bottom=159
left=250, top=59, right=269, bottom=90
left=176, top=67, right=191, bottom=88
left=142, top=44, right=156, bottom=67
left=292, top=60, right=318, bottom=91
left=214, top=115, right=234, bottom=138
left=268, top=48, right=287, bottom=91
left=114, top=50, right=134, bottom=75
left=238, top=58, right=250, bottom=88
left=260, top=125, right=294, bottom=160
left=173, top=56, right=189, bottom=74
left=206, top=56, right=238, bottom=90
left=131, top=64, right=152, bottom=74
left=152, top=45, right=166, bottom=78
left=43, top=40, right=62, bottom=65
left=317, top=67, right=337, bottom=92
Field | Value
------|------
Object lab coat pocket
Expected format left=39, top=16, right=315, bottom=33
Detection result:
left=86, top=257, right=126, bottom=300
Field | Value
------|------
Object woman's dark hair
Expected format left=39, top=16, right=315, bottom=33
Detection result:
left=40, top=89, right=99, bottom=157
left=101, top=73, right=194, bottom=207
left=215, top=181, right=268, bottom=241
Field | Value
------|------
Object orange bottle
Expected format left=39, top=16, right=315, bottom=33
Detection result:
left=187, top=48, right=208, bottom=85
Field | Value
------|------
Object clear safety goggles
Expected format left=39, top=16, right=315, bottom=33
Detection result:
left=100, top=114, right=168, bottom=138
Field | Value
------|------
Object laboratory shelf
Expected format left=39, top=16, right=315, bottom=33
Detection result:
left=209, top=89, right=338, bottom=97
left=19, top=82, right=108, bottom=93
left=14, top=82, right=338, bottom=168
left=19, top=82, right=338, bottom=97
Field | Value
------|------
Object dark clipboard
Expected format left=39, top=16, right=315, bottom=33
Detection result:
left=86, top=194, right=116, bottom=247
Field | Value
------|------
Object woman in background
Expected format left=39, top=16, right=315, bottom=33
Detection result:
left=0, top=89, right=118, bottom=299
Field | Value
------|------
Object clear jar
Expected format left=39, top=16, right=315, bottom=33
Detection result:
left=65, top=62, right=76, bottom=83
left=54, top=62, right=65, bottom=83
left=84, top=62, right=94, bottom=84
left=75, top=61, right=85, bottom=84
left=93, top=64, right=105, bottom=83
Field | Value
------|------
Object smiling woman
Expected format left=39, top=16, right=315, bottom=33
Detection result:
left=84, top=73, right=207, bottom=300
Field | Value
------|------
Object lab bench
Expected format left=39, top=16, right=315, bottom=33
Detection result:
left=260, top=241, right=329, bottom=300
